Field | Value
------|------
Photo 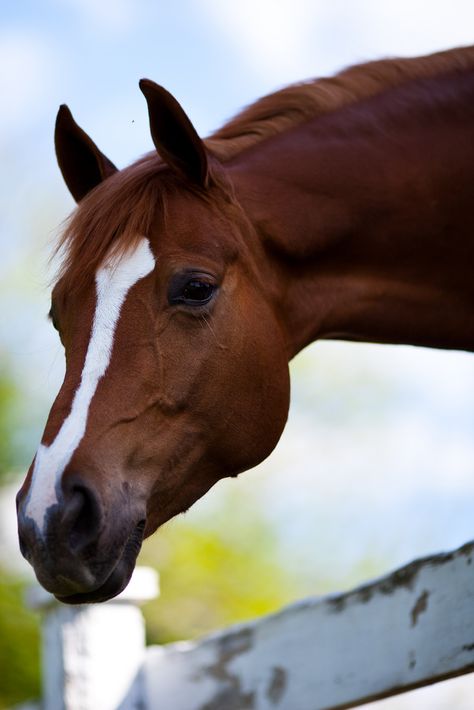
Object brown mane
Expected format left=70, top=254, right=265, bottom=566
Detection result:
left=206, top=44, right=474, bottom=160
left=55, top=44, right=474, bottom=296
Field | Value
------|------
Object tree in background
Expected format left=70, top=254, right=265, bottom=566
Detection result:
left=139, top=491, right=304, bottom=644
left=0, top=358, right=23, bottom=482
left=0, top=356, right=41, bottom=708
left=0, top=574, right=40, bottom=710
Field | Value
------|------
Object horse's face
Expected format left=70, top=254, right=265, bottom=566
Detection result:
left=16, top=83, right=290, bottom=603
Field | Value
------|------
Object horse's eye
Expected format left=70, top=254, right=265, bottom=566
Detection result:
left=182, top=280, right=214, bottom=303
left=168, top=273, right=217, bottom=307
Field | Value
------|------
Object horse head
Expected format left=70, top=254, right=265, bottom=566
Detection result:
left=16, top=81, right=290, bottom=603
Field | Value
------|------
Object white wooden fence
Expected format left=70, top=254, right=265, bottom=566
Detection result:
left=23, top=539, right=474, bottom=710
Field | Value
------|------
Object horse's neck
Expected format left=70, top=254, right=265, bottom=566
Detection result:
left=230, top=70, right=474, bottom=357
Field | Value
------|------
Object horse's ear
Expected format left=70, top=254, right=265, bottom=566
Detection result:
left=55, top=105, right=118, bottom=202
left=139, top=79, right=209, bottom=188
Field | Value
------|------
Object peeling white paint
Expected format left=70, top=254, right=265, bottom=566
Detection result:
left=143, top=541, right=474, bottom=710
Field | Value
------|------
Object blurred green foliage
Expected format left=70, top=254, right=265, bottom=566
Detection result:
left=0, top=359, right=23, bottom=480
left=0, top=358, right=40, bottom=707
left=0, top=568, right=41, bottom=709
left=139, top=492, right=302, bottom=644
left=139, top=486, right=388, bottom=646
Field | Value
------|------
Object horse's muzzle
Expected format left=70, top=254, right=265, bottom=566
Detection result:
left=16, top=477, right=146, bottom=603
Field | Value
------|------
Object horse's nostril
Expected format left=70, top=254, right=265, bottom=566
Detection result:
left=62, top=485, right=102, bottom=554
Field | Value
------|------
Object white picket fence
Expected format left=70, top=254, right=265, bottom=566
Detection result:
left=23, top=539, right=474, bottom=710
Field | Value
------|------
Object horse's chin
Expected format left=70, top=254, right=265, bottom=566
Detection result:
left=55, top=554, right=136, bottom=604
left=52, top=521, right=144, bottom=605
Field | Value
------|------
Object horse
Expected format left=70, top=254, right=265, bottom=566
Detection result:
left=17, top=45, right=474, bottom=603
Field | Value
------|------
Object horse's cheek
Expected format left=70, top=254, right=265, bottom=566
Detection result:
left=247, top=325, right=290, bottom=463
left=216, top=310, right=290, bottom=474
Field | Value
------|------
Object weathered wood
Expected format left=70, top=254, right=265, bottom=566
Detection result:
left=143, top=541, right=474, bottom=710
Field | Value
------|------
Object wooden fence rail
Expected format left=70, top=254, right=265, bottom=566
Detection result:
left=24, top=540, right=474, bottom=710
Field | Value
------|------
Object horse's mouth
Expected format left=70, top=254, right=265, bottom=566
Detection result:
left=54, top=520, right=145, bottom=604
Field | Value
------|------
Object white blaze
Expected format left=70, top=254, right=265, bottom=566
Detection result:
left=24, top=237, right=155, bottom=532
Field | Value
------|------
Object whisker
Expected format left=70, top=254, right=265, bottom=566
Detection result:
left=200, top=313, right=227, bottom=349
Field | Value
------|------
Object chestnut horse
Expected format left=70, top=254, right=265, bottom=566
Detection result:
left=17, top=46, right=474, bottom=603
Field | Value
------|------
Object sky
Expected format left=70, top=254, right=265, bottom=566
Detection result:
left=1, top=4, right=474, bottom=705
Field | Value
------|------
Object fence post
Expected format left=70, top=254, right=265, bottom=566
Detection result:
left=27, top=567, right=159, bottom=710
